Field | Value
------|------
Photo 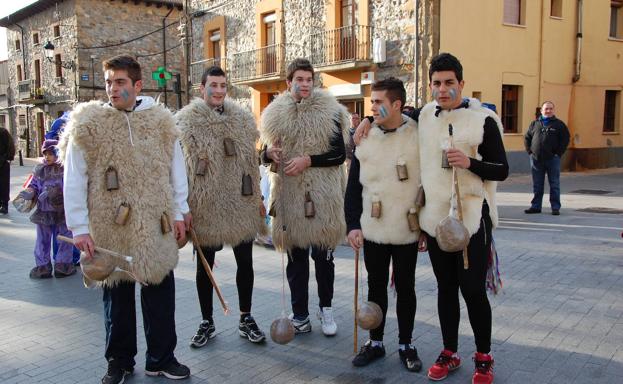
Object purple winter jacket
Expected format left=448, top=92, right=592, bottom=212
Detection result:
left=29, top=159, right=65, bottom=225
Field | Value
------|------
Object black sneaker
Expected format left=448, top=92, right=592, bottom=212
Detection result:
left=552, top=209, right=560, bottom=216
left=101, top=362, right=133, bottom=384
left=189, top=319, right=215, bottom=348
left=524, top=208, right=541, bottom=214
left=352, top=340, right=386, bottom=367
left=399, top=346, right=423, bottom=372
left=145, top=359, right=190, bottom=380
left=239, top=315, right=266, bottom=343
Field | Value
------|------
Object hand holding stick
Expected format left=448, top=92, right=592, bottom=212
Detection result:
left=57, top=235, right=132, bottom=263
left=189, top=228, right=230, bottom=315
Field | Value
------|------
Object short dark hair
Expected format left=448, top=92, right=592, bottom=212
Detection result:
left=371, top=77, right=406, bottom=109
left=201, top=66, right=226, bottom=85
left=286, top=58, right=314, bottom=82
left=541, top=100, right=555, bottom=108
left=102, top=55, right=141, bottom=84
left=429, top=53, right=463, bottom=82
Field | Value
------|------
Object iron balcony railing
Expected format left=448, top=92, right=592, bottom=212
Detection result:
left=230, top=44, right=285, bottom=83
left=190, top=57, right=227, bottom=88
left=309, top=25, right=374, bottom=67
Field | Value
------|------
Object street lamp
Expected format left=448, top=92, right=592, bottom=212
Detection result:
left=43, top=41, right=75, bottom=70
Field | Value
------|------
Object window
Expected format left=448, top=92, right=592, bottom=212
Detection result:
left=603, top=90, right=620, bottom=132
left=15, top=39, right=21, bottom=51
left=32, top=32, right=39, bottom=45
left=501, top=84, right=521, bottom=133
left=263, top=13, right=276, bottom=46
left=0, top=115, right=6, bottom=128
left=18, top=114, right=26, bottom=126
left=263, top=13, right=277, bottom=73
left=551, top=0, right=562, bottom=18
left=55, top=54, right=63, bottom=78
left=340, top=0, right=358, bottom=27
left=16, top=64, right=23, bottom=82
left=34, top=59, right=41, bottom=89
left=611, top=1, right=623, bottom=39
left=209, top=30, right=221, bottom=60
left=504, top=0, right=525, bottom=25
left=53, top=25, right=61, bottom=38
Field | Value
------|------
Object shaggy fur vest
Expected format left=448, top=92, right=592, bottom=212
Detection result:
left=260, top=89, right=350, bottom=251
left=356, top=117, right=420, bottom=244
left=176, top=98, right=266, bottom=247
left=61, top=101, right=179, bottom=287
left=418, top=98, right=502, bottom=237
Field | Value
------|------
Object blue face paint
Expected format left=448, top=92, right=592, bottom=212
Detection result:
left=293, top=83, right=301, bottom=95
left=449, top=88, right=457, bottom=100
left=432, top=89, right=440, bottom=101
left=121, top=89, right=130, bottom=101
left=207, top=87, right=213, bottom=98
left=379, top=105, right=388, bottom=118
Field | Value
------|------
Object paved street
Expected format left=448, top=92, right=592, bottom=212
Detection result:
left=1, top=160, right=622, bottom=384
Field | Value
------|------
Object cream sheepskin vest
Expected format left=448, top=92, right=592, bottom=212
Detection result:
left=260, top=89, right=350, bottom=251
left=418, top=98, right=503, bottom=236
left=356, top=117, right=421, bottom=244
left=61, top=100, right=179, bottom=286
left=176, top=98, right=266, bottom=247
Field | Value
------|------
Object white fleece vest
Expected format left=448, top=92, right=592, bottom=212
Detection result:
left=356, top=117, right=420, bottom=244
left=418, top=98, right=502, bottom=236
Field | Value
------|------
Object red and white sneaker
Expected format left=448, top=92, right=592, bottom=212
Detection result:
left=472, top=352, right=494, bottom=384
left=427, top=349, right=461, bottom=381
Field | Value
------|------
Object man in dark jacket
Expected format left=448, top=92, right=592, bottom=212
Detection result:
left=524, top=101, right=570, bottom=215
left=0, top=127, right=16, bottom=214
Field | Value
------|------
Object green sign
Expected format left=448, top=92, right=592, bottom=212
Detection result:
left=152, top=66, right=172, bottom=87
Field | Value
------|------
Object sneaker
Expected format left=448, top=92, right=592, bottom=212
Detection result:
left=288, top=313, right=312, bottom=333
left=145, top=358, right=190, bottom=380
left=427, top=349, right=461, bottom=381
left=317, top=307, right=337, bottom=336
left=472, top=352, right=494, bottom=384
left=552, top=209, right=560, bottom=216
left=189, top=319, right=215, bottom=348
left=399, top=346, right=423, bottom=372
left=352, top=340, right=386, bottom=367
left=29, top=264, right=52, bottom=279
left=101, top=362, right=133, bottom=384
left=239, top=315, right=266, bottom=343
left=54, top=263, right=77, bottom=278
left=524, top=208, right=541, bottom=214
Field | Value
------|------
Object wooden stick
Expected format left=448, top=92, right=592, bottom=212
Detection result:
left=189, top=228, right=230, bottom=315
left=354, top=248, right=359, bottom=354
left=450, top=134, right=469, bottom=270
left=57, top=235, right=132, bottom=262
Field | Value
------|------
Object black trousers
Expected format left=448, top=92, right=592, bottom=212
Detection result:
left=0, top=160, right=9, bottom=205
left=287, top=246, right=335, bottom=319
left=426, top=203, right=493, bottom=353
left=103, top=271, right=177, bottom=371
left=363, top=240, right=418, bottom=345
left=196, top=240, right=254, bottom=320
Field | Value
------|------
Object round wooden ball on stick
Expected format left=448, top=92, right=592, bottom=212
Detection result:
left=357, top=301, right=383, bottom=330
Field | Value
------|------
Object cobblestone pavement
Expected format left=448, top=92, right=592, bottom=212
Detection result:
left=1, top=160, right=622, bottom=384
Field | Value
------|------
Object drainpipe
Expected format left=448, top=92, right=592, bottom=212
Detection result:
left=163, top=7, right=174, bottom=107
left=537, top=0, right=545, bottom=104
left=14, top=22, right=30, bottom=156
left=572, top=0, right=583, bottom=83
left=414, top=0, right=419, bottom=106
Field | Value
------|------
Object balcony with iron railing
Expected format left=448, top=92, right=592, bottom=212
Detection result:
left=309, top=25, right=374, bottom=71
left=18, top=80, right=46, bottom=104
left=230, top=44, right=286, bottom=84
left=190, top=57, right=227, bottom=88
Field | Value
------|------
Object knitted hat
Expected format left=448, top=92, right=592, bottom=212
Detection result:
left=41, top=139, right=58, bottom=154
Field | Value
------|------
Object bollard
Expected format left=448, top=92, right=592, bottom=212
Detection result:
left=18, top=149, right=23, bottom=166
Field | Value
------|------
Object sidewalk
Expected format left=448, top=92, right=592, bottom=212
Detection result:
left=0, top=161, right=622, bottom=383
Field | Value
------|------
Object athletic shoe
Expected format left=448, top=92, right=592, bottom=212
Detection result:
left=552, top=209, right=560, bottom=216
left=29, top=264, right=52, bottom=279
left=145, top=358, right=190, bottom=380
left=352, top=340, right=386, bottom=367
left=399, top=346, right=423, bottom=372
left=427, top=349, right=461, bottom=381
left=189, top=319, right=215, bottom=348
left=524, top=208, right=541, bottom=214
left=316, top=307, right=337, bottom=336
left=288, top=313, right=312, bottom=333
left=54, top=263, right=77, bottom=278
left=101, top=362, right=133, bottom=384
left=472, top=352, right=494, bottom=384
left=239, top=315, right=266, bottom=343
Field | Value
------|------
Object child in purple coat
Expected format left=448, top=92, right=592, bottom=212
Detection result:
left=22, top=139, right=76, bottom=278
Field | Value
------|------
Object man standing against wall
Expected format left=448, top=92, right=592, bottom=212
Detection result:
left=524, top=101, right=570, bottom=215
left=0, top=127, right=15, bottom=214
left=260, top=58, right=349, bottom=337
left=176, top=66, right=267, bottom=347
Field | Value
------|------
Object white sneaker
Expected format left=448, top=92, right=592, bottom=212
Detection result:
left=317, top=307, right=337, bottom=336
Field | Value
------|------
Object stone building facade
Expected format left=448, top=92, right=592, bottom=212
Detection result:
left=187, top=0, right=416, bottom=122
left=1, top=0, right=185, bottom=157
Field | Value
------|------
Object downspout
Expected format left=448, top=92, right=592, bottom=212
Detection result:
left=414, top=0, right=419, bottom=106
left=163, top=7, right=174, bottom=107
left=14, top=22, right=30, bottom=156
left=537, top=0, right=545, bottom=104
left=572, top=0, right=583, bottom=83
